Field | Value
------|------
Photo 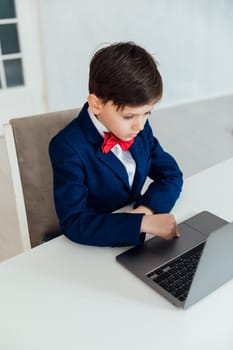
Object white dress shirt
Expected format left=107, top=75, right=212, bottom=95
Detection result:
left=88, top=107, right=136, bottom=187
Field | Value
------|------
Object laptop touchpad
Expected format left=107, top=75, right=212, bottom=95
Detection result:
left=145, top=223, right=206, bottom=267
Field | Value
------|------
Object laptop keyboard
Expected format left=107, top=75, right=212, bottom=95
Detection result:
left=146, top=243, right=205, bottom=302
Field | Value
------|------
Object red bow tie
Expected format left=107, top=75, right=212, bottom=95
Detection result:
left=101, top=132, right=135, bottom=154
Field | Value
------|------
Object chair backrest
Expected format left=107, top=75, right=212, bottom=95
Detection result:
left=4, top=108, right=80, bottom=249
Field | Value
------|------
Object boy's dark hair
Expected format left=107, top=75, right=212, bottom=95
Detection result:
left=89, top=42, right=163, bottom=109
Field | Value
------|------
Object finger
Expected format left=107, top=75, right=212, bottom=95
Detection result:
left=172, top=223, right=179, bottom=238
left=169, top=229, right=176, bottom=240
left=175, top=226, right=180, bottom=238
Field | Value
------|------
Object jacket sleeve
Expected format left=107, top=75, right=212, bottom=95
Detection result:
left=134, top=121, right=183, bottom=213
left=49, top=136, right=145, bottom=247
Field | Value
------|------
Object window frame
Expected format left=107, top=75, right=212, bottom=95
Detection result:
left=0, top=4, right=24, bottom=90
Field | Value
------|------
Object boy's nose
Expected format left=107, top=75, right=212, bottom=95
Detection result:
left=132, top=119, right=144, bottom=132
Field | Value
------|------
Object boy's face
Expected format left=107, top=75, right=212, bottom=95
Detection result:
left=88, top=94, right=154, bottom=141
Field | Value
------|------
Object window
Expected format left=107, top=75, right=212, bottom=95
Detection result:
left=0, top=0, right=24, bottom=89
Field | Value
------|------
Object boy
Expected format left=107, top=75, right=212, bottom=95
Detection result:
left=49, top=42, right=183, bottom=247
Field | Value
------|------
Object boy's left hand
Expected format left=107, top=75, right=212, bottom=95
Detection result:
left=128, top=205, right=154, bottom=215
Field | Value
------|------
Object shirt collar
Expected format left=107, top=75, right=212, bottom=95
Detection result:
left=88, top=107, right=108, bottom=137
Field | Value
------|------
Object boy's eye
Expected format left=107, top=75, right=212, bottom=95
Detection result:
left=122, top=111, right=151, bottom=120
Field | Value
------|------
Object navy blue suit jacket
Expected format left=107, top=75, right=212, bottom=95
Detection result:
left=49, top=103, right=183, bottom=246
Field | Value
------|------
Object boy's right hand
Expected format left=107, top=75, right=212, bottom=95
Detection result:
left=140, top=214, right=180, bottom=240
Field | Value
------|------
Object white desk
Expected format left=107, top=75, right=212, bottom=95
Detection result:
left=0, top=157, right=233, bottom=350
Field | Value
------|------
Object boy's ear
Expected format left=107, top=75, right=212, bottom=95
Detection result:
left=87, top=94, right=103, bottom=115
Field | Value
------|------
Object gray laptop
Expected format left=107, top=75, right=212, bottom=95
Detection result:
left=116, top=211, right=233, bottom=309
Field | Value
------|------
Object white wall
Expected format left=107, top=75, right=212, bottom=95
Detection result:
left=0, top=0, right=46, bottom=135
left=39, top=0, right=233, bottom=111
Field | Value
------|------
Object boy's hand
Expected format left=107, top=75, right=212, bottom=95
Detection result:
left=141, top=214, right=180, bottom=240
left=128, top=205, right=154, bottom=215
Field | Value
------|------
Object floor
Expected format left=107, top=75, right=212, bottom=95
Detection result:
left=0, top=94, right=233, bottom=262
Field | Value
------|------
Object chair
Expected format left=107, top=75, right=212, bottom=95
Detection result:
left=4, top=108, right=80, bottom=250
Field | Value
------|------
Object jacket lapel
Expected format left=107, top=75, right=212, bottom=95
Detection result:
left=96, top=148, right=130, bottom=189
left=130, top=136, right=147, bottom=192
